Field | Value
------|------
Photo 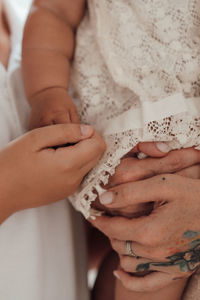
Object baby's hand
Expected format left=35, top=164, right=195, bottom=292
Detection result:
left=29, top=87, right=80, bottom=129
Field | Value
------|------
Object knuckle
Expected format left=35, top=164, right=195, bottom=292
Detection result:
left=154, top=248, right=170, bottom=261
left=135, top=227, right=152, bottom=245
left=40, top=115, right=52, bottom=125
left=117, top=186, right=128, bottom=204
left=119, top=171, right=132, bottom=183
left=168, top=153, right=182, bottom=171
left=155, top=173, right=176, bottom=195
left=149, top=235, right=162, bottom=247
left=138, top=228, right=162, bottom=247
left=44, top=111, right=66, bottom=124
left=120, top=257, right=129, bottom=270
left=136, top=230, right=147, bottom=245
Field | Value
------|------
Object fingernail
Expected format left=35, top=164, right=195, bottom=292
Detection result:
left=113, top=271, right=120, bottom=280
left=80, top=125, right=93, bottom=137
left=99, top=192, right=114, bottom=205
left=156, top=142, right=171, bottom=153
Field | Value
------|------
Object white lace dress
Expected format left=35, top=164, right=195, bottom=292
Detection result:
left=69, top=1, right=200, bottom=297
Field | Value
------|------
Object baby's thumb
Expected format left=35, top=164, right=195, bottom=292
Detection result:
left=31, top=124, right=94, bottom=150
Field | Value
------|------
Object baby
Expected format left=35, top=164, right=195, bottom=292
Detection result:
left=22, top=1, right=200, bottom=300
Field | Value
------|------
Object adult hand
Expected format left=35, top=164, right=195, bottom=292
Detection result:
left=0, top=124, right=106, bottom=223
left=91, top=147, right=200, bottom=292
left=130, top=141, right=172, bottom=158
left=109, top=146, right=200, bottom=187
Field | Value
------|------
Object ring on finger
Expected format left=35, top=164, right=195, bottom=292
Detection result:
left=125, top=240, right=140, bottom=259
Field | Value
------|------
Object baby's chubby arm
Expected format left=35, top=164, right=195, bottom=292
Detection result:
left=22, top=0, right=86, bottom=128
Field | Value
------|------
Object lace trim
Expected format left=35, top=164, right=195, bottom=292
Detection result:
left=69, top=112, right=200, bottom=219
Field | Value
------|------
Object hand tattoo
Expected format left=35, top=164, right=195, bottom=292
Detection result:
left=137, top=231, right=200, bottom=274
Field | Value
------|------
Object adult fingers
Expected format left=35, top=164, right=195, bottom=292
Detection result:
left=138, top=142, right=171, bottom=157
left=114, top=269, right=176, bottom=292
left=110, top=239, right=183, bottom=261
left=90, top=199, right=187, bottom=245
left=80, top=155, right=104, bottom=176
left=108, top=156, right=164, bottom=187
left=90, top=215, right=153, bottom=242
left=28, top=124, right=94, bottom=150
left=177, top=165, right=200, bottom=179
left=139, top=146, right=200, bottom=167
left=108, top=157, right=146, bottom=187
left=108, top=148, right=200, bottom=187
left=59, top=131, right=106, bottom=169
left=100, top=174, right=180, bottom=209
left=119, top=256, right=186, bottom=275
left=127, top=142, right=171, bottom=157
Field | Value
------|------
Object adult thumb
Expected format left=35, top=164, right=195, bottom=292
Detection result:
left=137, top=142, right=172, bottom=158
left=29, top=124, right=94, bottom=150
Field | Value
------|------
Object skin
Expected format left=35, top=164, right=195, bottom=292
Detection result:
left=22, top=0, right=86, bottom=128
left=0, top=5, right=106, bottom=226
left=0, top=124, right=106, bottom=224
left=22, top=0, right=200, bottom=297
left=91, top=145, right=200, bottom=293
left=0, top=1, right=10, bottom=68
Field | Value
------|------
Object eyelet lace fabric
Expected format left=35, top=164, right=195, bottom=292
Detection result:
left=69, top=2, right=200, bottom=295
left=69, top=0, right=200, bottom=219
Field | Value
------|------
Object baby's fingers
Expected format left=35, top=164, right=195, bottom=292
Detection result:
left=29, top=111, right=70, bottom=129
left=44, top=110, right=80, bottom=125
left=49, top=111, right=71, bottom=124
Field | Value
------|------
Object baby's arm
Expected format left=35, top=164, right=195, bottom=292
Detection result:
left=22, top=0, right=86, bottom=128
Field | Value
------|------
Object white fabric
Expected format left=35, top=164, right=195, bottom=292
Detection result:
left=69, top=0, right=200, bottom=219
left=0, top=1, right=89, bottom=300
